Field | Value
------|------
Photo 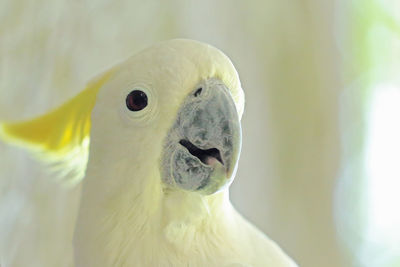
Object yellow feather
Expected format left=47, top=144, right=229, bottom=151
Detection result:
left=0, top=69, right=114, bottom=184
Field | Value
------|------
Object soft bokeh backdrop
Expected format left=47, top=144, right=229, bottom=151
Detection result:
left=0, top=0, right=399, bottom=266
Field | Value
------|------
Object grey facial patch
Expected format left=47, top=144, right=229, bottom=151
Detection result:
left=161, top=78, right=241, bottom=195
left=171, top=146, right=212, bottom=191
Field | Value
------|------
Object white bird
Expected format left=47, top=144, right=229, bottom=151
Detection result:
left=0, top=39, right=296, bottom=267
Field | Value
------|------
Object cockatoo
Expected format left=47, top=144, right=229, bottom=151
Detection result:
left=0, top=39, right=296, bottom=267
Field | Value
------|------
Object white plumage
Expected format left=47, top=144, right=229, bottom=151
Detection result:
left=1, top=39, right=296, bottom=267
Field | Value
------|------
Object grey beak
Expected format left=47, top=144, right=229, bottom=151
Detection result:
left=162, top=78, right=241, bottom=195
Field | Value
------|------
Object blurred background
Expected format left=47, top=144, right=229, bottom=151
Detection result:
left=0, top=0, right=399, bottom=266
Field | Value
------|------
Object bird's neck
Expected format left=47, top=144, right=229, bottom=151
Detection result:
left=74, top=160, right=236, bottom=266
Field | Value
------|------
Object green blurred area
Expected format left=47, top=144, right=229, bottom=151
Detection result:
left=0, top=0, right=399, bottom=266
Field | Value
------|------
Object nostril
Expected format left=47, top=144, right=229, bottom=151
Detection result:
left=194, top=88, right=202, bottom=97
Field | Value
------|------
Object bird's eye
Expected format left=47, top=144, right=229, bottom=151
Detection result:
left=126, top=90, right=148, bottom=111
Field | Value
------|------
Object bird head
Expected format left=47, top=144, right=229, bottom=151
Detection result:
left=87, top=39, right=244, bottom=196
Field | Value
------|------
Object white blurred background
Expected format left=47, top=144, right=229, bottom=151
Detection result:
left=0, top=0, right=399, bottom=266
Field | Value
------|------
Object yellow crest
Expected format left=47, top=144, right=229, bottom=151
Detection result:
left=0, top=70, right=114, bottom=184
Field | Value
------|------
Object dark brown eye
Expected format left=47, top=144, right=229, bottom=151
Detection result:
left=126, top=90, right=148, bottom=111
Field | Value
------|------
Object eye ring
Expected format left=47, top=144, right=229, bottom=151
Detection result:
left=120, top=84, right=158, bottom=127
left=126, top=90, right=148, bottom=111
